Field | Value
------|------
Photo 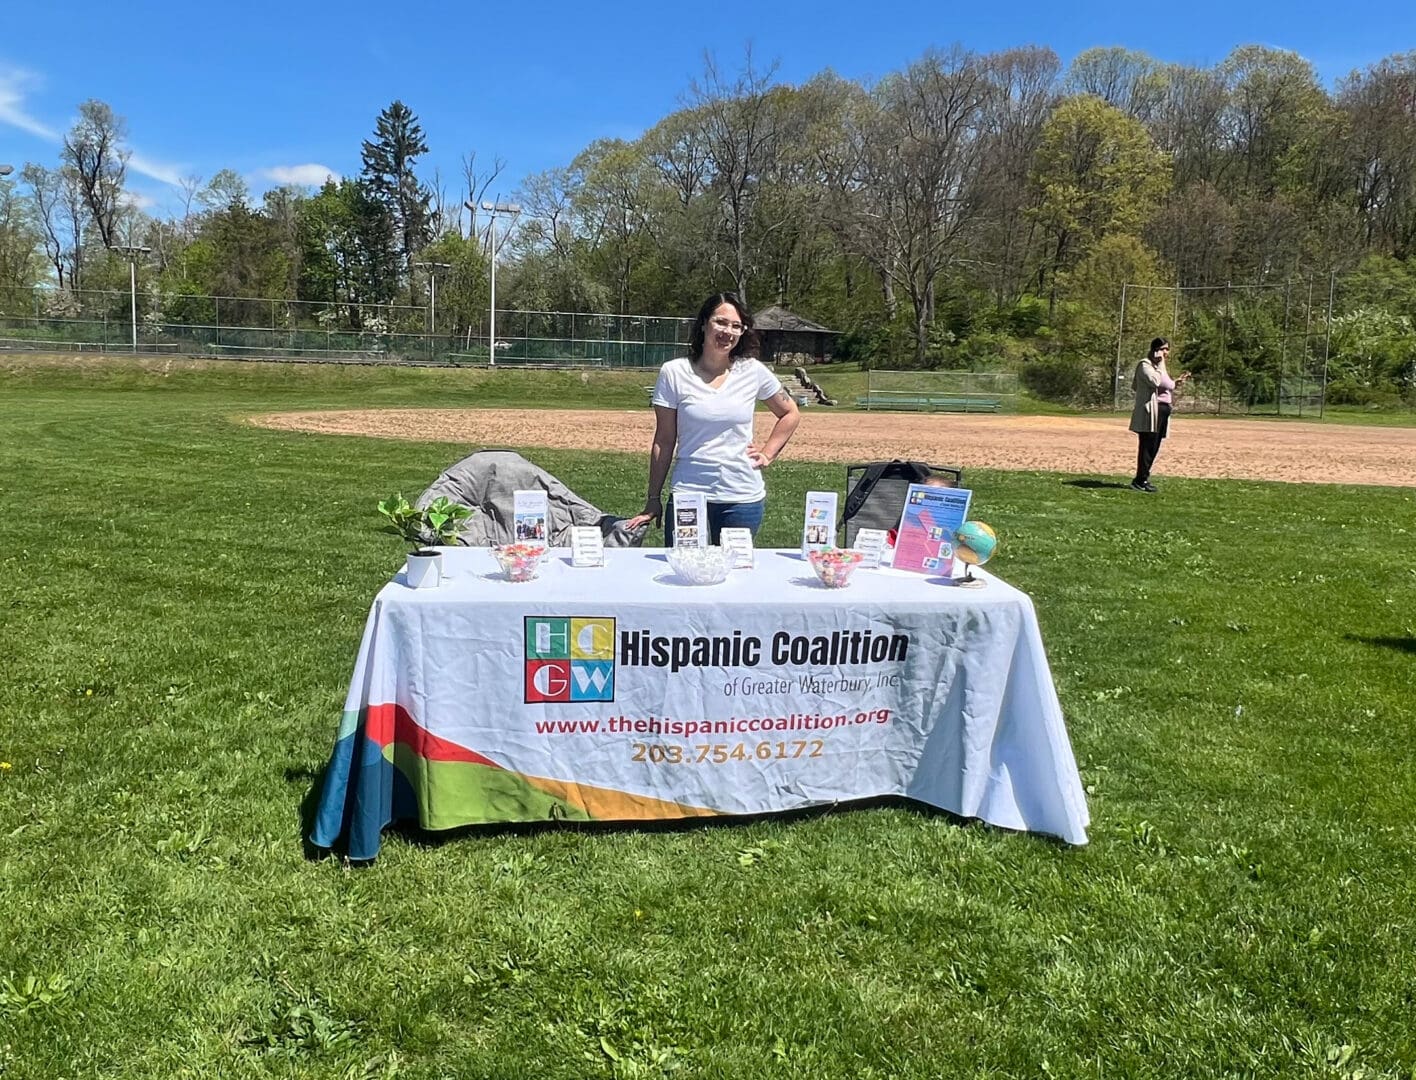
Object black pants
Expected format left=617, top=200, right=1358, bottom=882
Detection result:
left=1134, top=403, right=1172, bottom=483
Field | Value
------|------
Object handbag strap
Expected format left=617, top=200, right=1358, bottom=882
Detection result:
left=840, top=459, right=933, bottom=527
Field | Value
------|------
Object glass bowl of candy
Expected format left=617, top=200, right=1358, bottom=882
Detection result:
left=665, top=544, right=730, bottom=585
left=806, top=548, right=865, bottom=588
left=490, top=543, right=547, bottom=582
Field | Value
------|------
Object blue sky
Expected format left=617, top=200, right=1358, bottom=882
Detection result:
left=3, top=0, right=1411, bottom=217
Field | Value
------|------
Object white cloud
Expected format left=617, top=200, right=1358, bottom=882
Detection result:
left=126, top=150, right=186, bottom=187
left=0, top=63, right=60, bottom=141
left=260, top=163, right=340, bottom=187
left=121, top=189, right=158, bottom=211
left=0, top=63, right=185, bottom=188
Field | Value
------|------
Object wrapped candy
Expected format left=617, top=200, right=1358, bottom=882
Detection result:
left=666, top=545, right=730, bottom=586
left=807, top=548, right=865, bottom=589
left=491, top=543, right=547, bottom=582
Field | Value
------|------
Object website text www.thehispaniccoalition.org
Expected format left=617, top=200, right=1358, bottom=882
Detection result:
left=533, top=708, right=894, bottom=737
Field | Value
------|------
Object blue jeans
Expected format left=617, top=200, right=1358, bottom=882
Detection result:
left=665, top=497, right=765, bottom=545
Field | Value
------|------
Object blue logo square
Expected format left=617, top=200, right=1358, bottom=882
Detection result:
left=569, top=660, right=615, bottom=702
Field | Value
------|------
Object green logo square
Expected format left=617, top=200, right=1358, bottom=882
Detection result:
left=525, top=617, right=571, bottom=659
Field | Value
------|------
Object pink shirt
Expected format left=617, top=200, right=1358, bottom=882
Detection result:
left=1154, top=363, right=1176, bottom=405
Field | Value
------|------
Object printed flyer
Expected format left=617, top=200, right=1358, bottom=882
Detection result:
left=719, top=527, right=755, bottom=569
left=801, top=491, right=838, bottom=555
left=892, top=484, right=972, bottom=576
left=672, top=490, right=708, bottom=549
left=570, top=525, right=605, bottom=567
left=513, top=489, right=550, bottom=545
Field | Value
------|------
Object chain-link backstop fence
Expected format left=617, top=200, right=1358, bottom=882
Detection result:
left=0, top=287, right=691, bottom=367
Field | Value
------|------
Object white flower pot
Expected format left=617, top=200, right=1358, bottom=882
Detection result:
left=405, top=550, right=443, bottom=589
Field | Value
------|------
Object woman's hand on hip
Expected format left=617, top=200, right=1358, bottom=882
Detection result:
left=747, top=444, right=773, bottom=469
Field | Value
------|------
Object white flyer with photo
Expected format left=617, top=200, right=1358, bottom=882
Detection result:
left=512, top=489, right=550, bottom=546
left=801, top=491, right=838, bottom=555
left=671, top=490, right=708, bottom=549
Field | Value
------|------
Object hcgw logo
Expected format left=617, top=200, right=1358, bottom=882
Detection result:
left=524, top=616, right=616, bottom=703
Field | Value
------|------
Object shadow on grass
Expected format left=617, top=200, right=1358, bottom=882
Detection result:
left=290, top=763, right=341, bottom=862
left=1063, top=478, right=1132, bottom=490
left=355, top=796, right=1070, bottom=864
left=1345, top=634, right=1416, bottom=654
left=292, top=749, right=1077, bottom=865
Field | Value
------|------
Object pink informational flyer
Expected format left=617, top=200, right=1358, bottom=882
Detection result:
left=892, top=484, right=972, bottom=576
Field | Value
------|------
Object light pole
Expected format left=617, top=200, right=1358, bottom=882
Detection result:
left=476, top=200, right=519, bottom=367
left=412, top=260, right=451, bottom=335
left=113, top=244, right=151, bottom=352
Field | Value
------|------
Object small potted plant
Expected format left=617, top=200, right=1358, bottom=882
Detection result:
left=377, top=493, right=475, bottom=588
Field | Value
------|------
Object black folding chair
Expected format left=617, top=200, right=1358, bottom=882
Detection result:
left=839, top=460, right=964, bottom=546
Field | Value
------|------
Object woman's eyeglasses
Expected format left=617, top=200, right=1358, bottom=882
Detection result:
left=709, top=316, right=745, bottom=334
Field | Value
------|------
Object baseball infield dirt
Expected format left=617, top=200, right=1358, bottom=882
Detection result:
left=251, top=408, right=1416, bottom=487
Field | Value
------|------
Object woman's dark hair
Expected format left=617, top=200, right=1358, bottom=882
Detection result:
left=1148, top=337, right=1170, bottom=360
left=689, top=292, right=760, bottom=361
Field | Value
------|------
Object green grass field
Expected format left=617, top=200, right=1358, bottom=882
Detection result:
left=4, top=352, right=1414, bottom=424
left=2, top=358, right=1414, bottom=1079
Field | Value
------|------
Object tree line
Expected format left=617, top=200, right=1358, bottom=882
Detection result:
left=2, top=43, right=1415, bottom=403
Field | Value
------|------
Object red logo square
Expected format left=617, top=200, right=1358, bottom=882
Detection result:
left=525, top=659, right=572, bottom=703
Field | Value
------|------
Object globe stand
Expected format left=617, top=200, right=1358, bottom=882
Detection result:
left=956, top=564, right=986, bottom=589
left=952, top=522, right=997, bottom=589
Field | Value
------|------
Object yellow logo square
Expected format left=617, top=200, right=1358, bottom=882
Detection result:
left=569, top=618, right=615, bottom=660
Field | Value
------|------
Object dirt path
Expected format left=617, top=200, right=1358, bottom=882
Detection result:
left=251, top=408, right=1416, bottom=487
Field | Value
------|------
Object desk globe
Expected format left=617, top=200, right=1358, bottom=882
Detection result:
left=954, top=521, right=997, bottom=587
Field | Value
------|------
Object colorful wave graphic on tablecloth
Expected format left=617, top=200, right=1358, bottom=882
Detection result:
left=311, top=703, right=718, bottom=859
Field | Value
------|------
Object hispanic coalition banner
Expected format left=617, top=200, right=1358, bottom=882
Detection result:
left=312, top=549, right=1089, bottom=859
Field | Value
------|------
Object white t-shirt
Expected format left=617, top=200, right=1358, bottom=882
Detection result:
left=652, top=356, right=783, bottom=503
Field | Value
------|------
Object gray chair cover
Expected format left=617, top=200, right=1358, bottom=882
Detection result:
left=416, top=449, right=649, bottom=548
left=840, top=460, right=964, bottom=546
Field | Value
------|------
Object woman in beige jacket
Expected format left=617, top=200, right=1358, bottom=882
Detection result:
left=1128, top=337, right=1188, bottom=493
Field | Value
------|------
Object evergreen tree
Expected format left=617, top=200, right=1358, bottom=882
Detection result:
left=361, top=101, right=433, bottom=304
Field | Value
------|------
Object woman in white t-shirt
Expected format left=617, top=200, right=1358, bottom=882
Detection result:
left=626, top=292, right=801, bottom=544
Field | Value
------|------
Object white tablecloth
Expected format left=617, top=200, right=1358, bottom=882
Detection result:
left=312, top=548, right=1089, bottom=859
